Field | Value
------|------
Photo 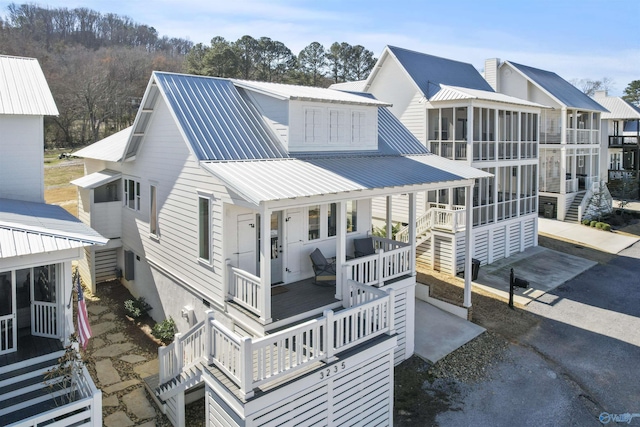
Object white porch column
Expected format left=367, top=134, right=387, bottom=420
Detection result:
left=336, top=201, right=347, bottom=300
left=467, top=104, right=474, bottom=164
left=386, top=196, right=393, bottom=239
left=63, top=260, right=73, bottom=344
left=259, top=208, right=272, bottom=323
left=408, top=192, right=417, bottom=276
left=464, top=184, right=473, bottom=308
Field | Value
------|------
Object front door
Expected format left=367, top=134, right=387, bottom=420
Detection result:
left=270, top=212, right=283, bottom=284
left=31, top=265, right=58, bottom=338
left=285, top=209, right=304, bottom=282
left=0, top=271, right=17, bottom=354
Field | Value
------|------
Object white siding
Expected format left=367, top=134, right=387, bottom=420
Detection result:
left=473, top=229, right=489, bottom=265
left=400, top=91, right=427, bottom=144
left=242, top=91, right=289, bottom=146
left=0, top=115, right=44, bottom=202
left=508, top=222, right=521, bottom=255
left=94, top=249, right=117, bottom=282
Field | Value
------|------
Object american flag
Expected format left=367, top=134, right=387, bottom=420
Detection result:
left=76, top=274, right=92, bottom=349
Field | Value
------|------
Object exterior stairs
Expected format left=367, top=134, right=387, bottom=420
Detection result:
left=565, top=191, right=586, bottom=223
left=0, top=350, right=66, bottom=426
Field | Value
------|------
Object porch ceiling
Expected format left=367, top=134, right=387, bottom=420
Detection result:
left=201, top=154, right=490, bottom=205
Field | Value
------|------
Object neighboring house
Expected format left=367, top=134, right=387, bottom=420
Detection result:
left=485, top=58, right=609, bottom=222
left=592, top=90, right=640, bottom=199
left=0, top=55, right=106, bottom=425
left=74, top=71, right=488, bottom=426
left=340, top=46, right=545, bottom=270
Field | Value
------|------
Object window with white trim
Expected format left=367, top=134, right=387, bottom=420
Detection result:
left=124, top=179, right=140, bottom=210
left=346, top=200, right=357, bottom=232
left=198, top=196, right=211, bottom=262
left=149, top=184, right=158, bottom=236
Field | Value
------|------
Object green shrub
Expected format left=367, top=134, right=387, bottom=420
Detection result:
left=602, top=224, right=611, bottom=232
left=152, top=317, right=176, bottom=342
left=595, top=222, right=604, bottom=229
left=582, top=219, right=591, bottom=226
left=124, top=297, right=151, bottom=319
left=590, top=221, right=597, bottom=227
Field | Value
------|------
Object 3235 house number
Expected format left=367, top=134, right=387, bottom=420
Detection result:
left=320, top=362, right=346, bottom=379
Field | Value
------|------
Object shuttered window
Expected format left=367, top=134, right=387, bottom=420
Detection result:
left=304, top=108, right=322, bottom=143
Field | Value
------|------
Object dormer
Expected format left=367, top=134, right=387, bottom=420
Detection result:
left=233, top=80, right=390, bottom=153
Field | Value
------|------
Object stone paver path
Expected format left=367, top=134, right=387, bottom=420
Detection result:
left=82, top=302, right=170, bottom=426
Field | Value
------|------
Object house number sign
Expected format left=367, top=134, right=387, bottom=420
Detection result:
left=319, top=361, right=346, bottom=379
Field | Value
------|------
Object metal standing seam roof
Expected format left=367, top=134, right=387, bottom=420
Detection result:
left=328, top=80, right=367, bottom=92
left=592, top=94, right=640, bottom=120
left=200, top=155, right=490, bottom=205
left=507, top=61, right=608, bottom=112
left=0, top=199, right=107, bottom=258
left=70, top=169, right=121, bottom=189
left=430, top=85, right=549, bottom=108
left=378, top=46, right=495, bottom=99
left=152, top=72, right=289, bottom=161
left=73, top=127, right=131, bottom=162
left=0, top=55, right=58, bottom=115
left=233, top=79, right=390, bottom=106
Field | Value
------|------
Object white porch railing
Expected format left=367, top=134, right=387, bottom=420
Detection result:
left=158, top=283, right=394, bottom=399
left=566, top=178, right=578, bottom=193
left=158, top=318, right=208, bottom=384
left=226, top=260, right=262, bottom=317
left=344, top=240, right=412, bottom=287
left=32, top=301, right=57, bottom=337
left=17, top=365, right=102, bottom=427
left=396, top=206, right=466, bottom=243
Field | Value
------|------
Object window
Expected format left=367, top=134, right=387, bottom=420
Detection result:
left=198, top=197, right=211, bottom=261
left=327, top=203, right=337, bottom=237
left=346, top=200, right=357, bottom=232
left=149, top=185, right=158, bottom=236
left=304, top=108, right=322, bottom=143
left=124, top=178, right=140, bottom=210
left=308, top=205, right=320, bottom=240
left=351, top=111, right=366, bottom=143
left=124, top=250, right=135, bottom=280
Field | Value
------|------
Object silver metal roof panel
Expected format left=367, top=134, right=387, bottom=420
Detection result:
left=154, top=72, right=288, bottom=161
left=74, top=127, right=131, bottom=162
left=71, top=169, right=121, bottom=189
left=431, top=85, right=549, bottom=108
left=0, top=198, right=107, bottom=258
left=201, top=155, right=489, bottom=205
left=0, top=55, right=58, bottom=115
left=592, top=93, right=640, bottom=120
left=507, top=61, right=608, bottom=112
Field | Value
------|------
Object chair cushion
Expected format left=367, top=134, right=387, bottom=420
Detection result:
left=354, top=237, right=375, bottom=257
left=310, top=248, right=328, bottom=268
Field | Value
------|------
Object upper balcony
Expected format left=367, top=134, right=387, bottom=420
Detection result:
left=609, top=135, right=639, bottom=147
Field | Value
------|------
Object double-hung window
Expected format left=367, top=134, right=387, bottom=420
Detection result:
left=149, top=184, right=158, bottom=236
left=198, top=196, right=211, bottom=262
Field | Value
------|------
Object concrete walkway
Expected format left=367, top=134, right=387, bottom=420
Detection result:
left=538, top=217, right=639, bottom=253
left=414, top=300, right=485, bottom=363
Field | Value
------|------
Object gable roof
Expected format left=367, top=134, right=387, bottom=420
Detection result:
left=592, top=93, right=640, bottom=120
left=0, top=198, right=107, bottom=258
left=430, top=85, right=548, bottom=108
left=201, top=154, right=490, bottom=205
left=506, top=61, right=608, bottom=112
left=123, top=72, right=289, bottom=161
left=0, top=55, right=58, bottom=116
left=368, top=46, right=494, bottom=99
left=233, top=80, right=389, bottom=106
left=74, top=127, right=131, bottom=162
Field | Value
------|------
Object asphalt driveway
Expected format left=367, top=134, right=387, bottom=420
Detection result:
left=434, top=240, right=640, bottom=426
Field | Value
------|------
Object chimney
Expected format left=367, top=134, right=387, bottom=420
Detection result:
left=594, top=90, right=608, bottom=98
left=484, top=58, right=500, bottom=91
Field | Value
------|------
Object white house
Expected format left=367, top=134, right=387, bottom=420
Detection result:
left=485, top=58, right=609, bottom=222
left=74, top=71, right=489, bottom=426
left=0, top=55, right=106, bottom=425
left=339, top=46, right=545, bottom=270
left=592, top=90, right=640, bottom=199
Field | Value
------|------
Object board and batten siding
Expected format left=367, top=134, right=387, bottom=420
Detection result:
left=0, top=115, right=45, bottom=203
left=205, top=335, right=396, bottom=427
left=115, top=96, right=236, bottom=326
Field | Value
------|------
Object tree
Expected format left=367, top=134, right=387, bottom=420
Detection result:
left=234, top=35, right=259, bottom=80
left=570, top=77, right=613, bottom=96
left=622, top=80, right=640, bottom=106
left=297, top=42, right=326, bottom=86
left=346, top=45, right=375, bottom=81
left=326, top=42, right=350, bottom=83
left=204, top=36, right=239, bottom=78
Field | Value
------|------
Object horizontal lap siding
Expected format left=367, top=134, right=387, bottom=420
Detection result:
left=393, top=288, right=408, bottom=365
left=509, top=223, right=521, bottom=255
left=252, top=385, right=328, bottom=427
left=493, top=228, right=506, bottom=262
left=524, top=218, right=535, bottom=248
left=473, top=230, right=489, bottom=265
left=433, top=234, right=453, bottom=272
left=456, top=234, right=465, bottom=273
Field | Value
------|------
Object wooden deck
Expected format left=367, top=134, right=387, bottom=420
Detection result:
left=270, top=277, right=339, bottom=323
left=0, top=335, right=63, bottom=368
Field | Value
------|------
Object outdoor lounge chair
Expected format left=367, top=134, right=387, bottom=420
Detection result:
left=353, top=237, right=376, bottom=258
left=309, top=248, right=336, bottom=286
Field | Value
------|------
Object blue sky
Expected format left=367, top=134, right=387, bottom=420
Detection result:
left=1, top=0, right=638, bottom=95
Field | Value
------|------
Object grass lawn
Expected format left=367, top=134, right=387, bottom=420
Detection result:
left=43, top=150, right=84, bottom=216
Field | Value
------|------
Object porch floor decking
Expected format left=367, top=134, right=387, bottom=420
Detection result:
left=271, top=277, right=339, bottom=323
left=0, top=335, right=63, bottom=369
